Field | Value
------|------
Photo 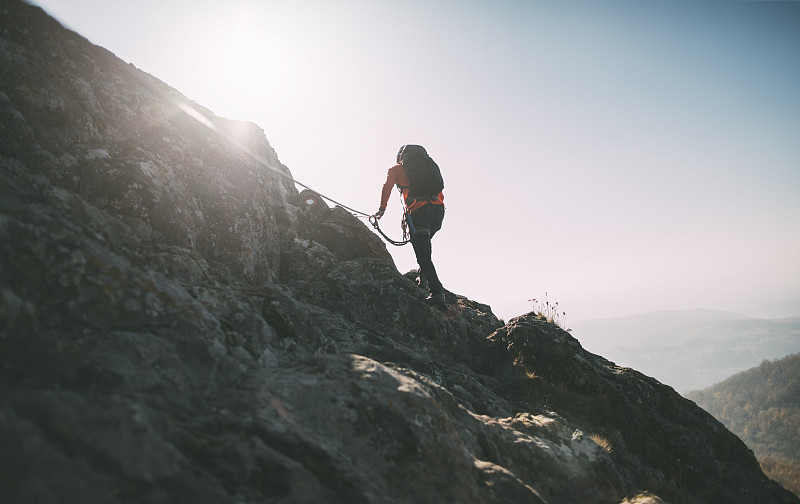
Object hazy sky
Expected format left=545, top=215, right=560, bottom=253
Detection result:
left=29, top=0, right=800, bottom=322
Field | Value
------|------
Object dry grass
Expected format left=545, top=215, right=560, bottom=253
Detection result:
left=528, top=292, right=570, bottom=331
left=589, top=433, right=613, bottom=453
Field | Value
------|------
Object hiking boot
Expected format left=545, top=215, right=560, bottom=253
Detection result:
left=424, top=291, right=445, bottom=306
left=415, top=274, right=429, bottom=291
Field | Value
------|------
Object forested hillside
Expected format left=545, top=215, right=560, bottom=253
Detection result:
left=687, top=354, right=800, bottom=497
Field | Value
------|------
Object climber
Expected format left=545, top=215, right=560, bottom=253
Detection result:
left=374, top=145, right=446, bottom=305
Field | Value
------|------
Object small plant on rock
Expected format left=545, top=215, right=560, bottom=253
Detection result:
left=589, top=433, right=613, bottom=454
left=528, top=291, right=570, bottom=331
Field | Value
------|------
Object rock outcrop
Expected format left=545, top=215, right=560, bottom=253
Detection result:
left=1, top=1, right=797, bottom=503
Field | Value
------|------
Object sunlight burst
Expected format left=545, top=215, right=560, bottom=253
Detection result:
left=208, top=11, right=298, bottom=105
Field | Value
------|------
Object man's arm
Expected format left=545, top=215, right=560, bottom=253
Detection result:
left=376, top=166, right=399, bottom=216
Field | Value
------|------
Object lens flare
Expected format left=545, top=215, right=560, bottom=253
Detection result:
left=178, top=102, right=215, bottom=131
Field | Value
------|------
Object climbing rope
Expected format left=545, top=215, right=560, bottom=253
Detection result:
left=291, top=178, right=370, bottom=218
left=369, top=215, right=410, bottom=246
left=174, top=100, right=410, bottom=246
left=292, top=179, right=410, bottom=247
left=366, top=186, right=412, bottom=246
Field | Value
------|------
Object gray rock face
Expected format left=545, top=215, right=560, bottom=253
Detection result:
left=1, top=1, right=797, bottom=503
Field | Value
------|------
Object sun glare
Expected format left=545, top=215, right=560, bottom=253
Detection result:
left=178, top=102, right=215, bottom=131
left=208, top=10, right=299, bottom=110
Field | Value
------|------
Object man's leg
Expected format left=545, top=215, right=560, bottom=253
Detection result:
left=410, top=230, right=443, bottom=294
left=409, top=204, right=445, bottom=301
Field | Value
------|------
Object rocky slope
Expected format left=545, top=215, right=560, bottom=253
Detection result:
left=1, top=1, right=797, bottom=503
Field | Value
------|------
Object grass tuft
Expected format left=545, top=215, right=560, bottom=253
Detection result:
left=589, top=433, right=613, bottom=453
left=528, top=291, right=570, bottom=331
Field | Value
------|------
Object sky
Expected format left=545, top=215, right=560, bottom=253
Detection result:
left=29, top=0, right=800, bottom=323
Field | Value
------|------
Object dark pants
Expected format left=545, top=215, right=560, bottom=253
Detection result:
left=408, top=203, right=445, bottom=294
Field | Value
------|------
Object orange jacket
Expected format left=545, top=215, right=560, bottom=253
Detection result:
left=379, top=164, right=444, bottom=213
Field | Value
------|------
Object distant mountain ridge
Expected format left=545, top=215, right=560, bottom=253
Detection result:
left=571, top=310, right=800, bottom=392
left=686, top=354, right=800, bottom=498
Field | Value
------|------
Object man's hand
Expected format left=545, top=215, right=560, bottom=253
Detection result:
left=374, top=209, right=385, bottom=220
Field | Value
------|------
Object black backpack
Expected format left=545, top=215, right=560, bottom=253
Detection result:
left=398, top=145, right=444, bottom=199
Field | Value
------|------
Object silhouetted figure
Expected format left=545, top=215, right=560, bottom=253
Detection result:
left=374, top=145, right=446, bottom=305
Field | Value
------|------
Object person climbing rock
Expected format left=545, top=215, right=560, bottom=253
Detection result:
left=374, top=145, right=446, bottom=305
